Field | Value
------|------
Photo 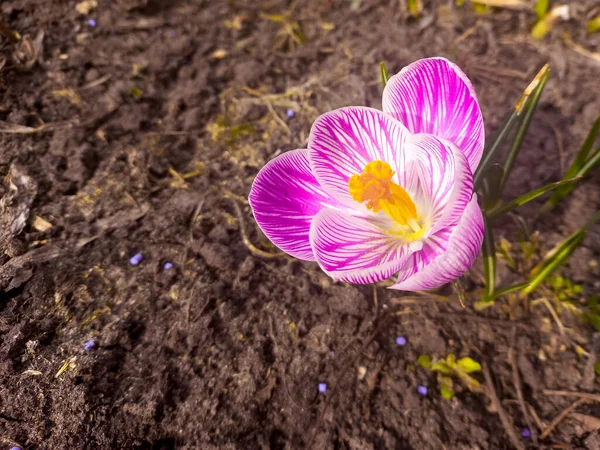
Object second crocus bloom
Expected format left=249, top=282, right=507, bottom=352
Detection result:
left=249, top=57, right=485, bottom=291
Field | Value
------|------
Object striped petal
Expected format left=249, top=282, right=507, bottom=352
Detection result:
left=390, top=196, right=484, bottom=291
left=249, top=149, right=338, bottom=261
left=382, top=57, right=484, bottom=171
left=405, top=134, right=474, bottom=233
left=308, top=106, right=410, bottom=207
left=309, top=208, right=415, bottom=284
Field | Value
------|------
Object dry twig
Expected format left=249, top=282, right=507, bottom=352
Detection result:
left=543, top=390, right=600, bottom=403
left=540, top=399, right=585, bottom=440
left=483, top=363, right=525, bottom=450
left=509, top=337, right=537, bottom=444
left=223, top=194, right=284, bottom=259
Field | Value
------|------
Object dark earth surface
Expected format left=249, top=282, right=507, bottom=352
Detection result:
left=1, top=0, right=600, bottom=449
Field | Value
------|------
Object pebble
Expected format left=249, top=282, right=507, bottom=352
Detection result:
left=396, top=336, right=407, bottom=346
left=84, top=339, right=95, bottom=351
left=129, top=253, right=143, bottom=265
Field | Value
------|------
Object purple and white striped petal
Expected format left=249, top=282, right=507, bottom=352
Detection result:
left=308, top=107, right=410, bottom=206
left=309, top=208, right=414, bottom=284
left=390, top=196, right=484, bottom=291
left=405, top=134, right=474, bottom=233
left=382, top=57, right=484, bottom=171
left=249, top=149, right=338, bottom=261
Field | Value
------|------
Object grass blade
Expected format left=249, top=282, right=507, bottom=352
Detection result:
left=544, top=116, right=600, bottom=211
left=490, top=282, right=530, bottom=300
left=380, top=62, right=390, bottom=89
left=535, top=0, right=549, bottom=19
left=473, top=64, right=550, bottom=190
left=544, top=147, right=600, bottom=212
left=569, top=116, right=600, bottom=174
left=407, top=0, right=422, bottom=18
left=587, top=15, right=600, bottom=34
left=500, top=67, right=550, bottom=192
left=523, top=230, right=586, bottom=294
left=481, top=164, right=505, bottom=212
left=488, top=177, right=580, bottom=220
left=482, top=214, right=496, bottom=302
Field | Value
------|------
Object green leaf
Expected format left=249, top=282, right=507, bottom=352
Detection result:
left=500, top=67, right=549, bottom=192
left=380, top=62, right=390, bottom=89
left=481, top=164, right=505, bottom=211
left=488, top=282, right=530, bottom=300
left=488, top=177, right=580, bottom=220
left=417, top=354, right=432, bottom=369
left=595, top=362, right=600, bottom=376
left=457, top=357, right=482, bottom=373
left=440, top=385, right=455, bottom=399
left=535, top=0, right=549, bottom=19
left=482, top=214, right=496, bottom=302
left=474, top=64, right=549, bottom=191
left=523, top=229, right=587, bottom=294
left=431, top=362, right=453, bottom=374
left=545, top=117, right=600, bottom=212
left=407, top=0, right=422, bottom=18
left=587, top=15, right=600, bottom=34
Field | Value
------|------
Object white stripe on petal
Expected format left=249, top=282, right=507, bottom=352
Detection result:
left=309, top=208, right=414, bottom=284
left=390, top=196, right=484, bottom=291
left=405, top=134, right=474, bottom=232
left=308, top=107, right=410, bottom=206
left=249, top=149, right=340, bottom=260
left=383, top=57, right=484, bottom=172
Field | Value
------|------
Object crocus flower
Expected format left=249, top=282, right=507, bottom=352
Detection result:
left=249, top=58, right=485, bottom=290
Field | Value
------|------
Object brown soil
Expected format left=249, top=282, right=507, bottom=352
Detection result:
left=1, top=1, right=600, bottom=449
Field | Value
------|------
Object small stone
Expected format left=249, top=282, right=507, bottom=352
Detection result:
left=521, top=428, right=531, bottom=438
left=357, top=366, right=367, bottom=380
left=129, top=253, right=143, bottom=265
left=163, top=262, right=173, bottom=270
left=417, top=385, right=428, bottom=396
left=286, top=109, right=295, bottom=117
left=396, top=336, right=407, bottom=346
left=318, top=383, right=327, bottom=393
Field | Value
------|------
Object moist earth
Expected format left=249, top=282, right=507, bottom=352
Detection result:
left=1, top=1, right=600, bottom=449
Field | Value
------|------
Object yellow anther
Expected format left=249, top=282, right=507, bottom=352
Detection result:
left=348, top=160, right=418, bottom=226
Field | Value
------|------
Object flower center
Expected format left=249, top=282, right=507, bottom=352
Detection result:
left=348, top=160, right=423, bottom=236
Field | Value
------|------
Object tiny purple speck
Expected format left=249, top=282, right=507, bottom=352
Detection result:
left=87, top=19, right=96, bottom=27
left=318, top=383, right=327, bottom=393
left=286, top=109, right=295, bottom=117
left=521, top=428, right=531, bottom=438
left=129, top=253, right=143, bottom=265
left=396, top=336, right=407, bottom=346
left=10, top=447, right=21, bottom=450
left=417, top=385, right=428, bottom=396
left=84, top=339, right=95, bottom=351
left=164, top=262, right=173, bottom=270
left=169, top=30, right=176, bottom=37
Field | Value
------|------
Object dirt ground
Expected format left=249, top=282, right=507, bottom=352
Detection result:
left=1, top=0, right=600, bottom=449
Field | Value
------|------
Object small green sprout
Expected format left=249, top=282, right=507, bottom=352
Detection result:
left=417, top=354, right=482, bottom=399
left=130, top=84, right=143, bottom=99
left=583, top=296, right=600, bottom=331
left=548, top=275, right=583, bottom=302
